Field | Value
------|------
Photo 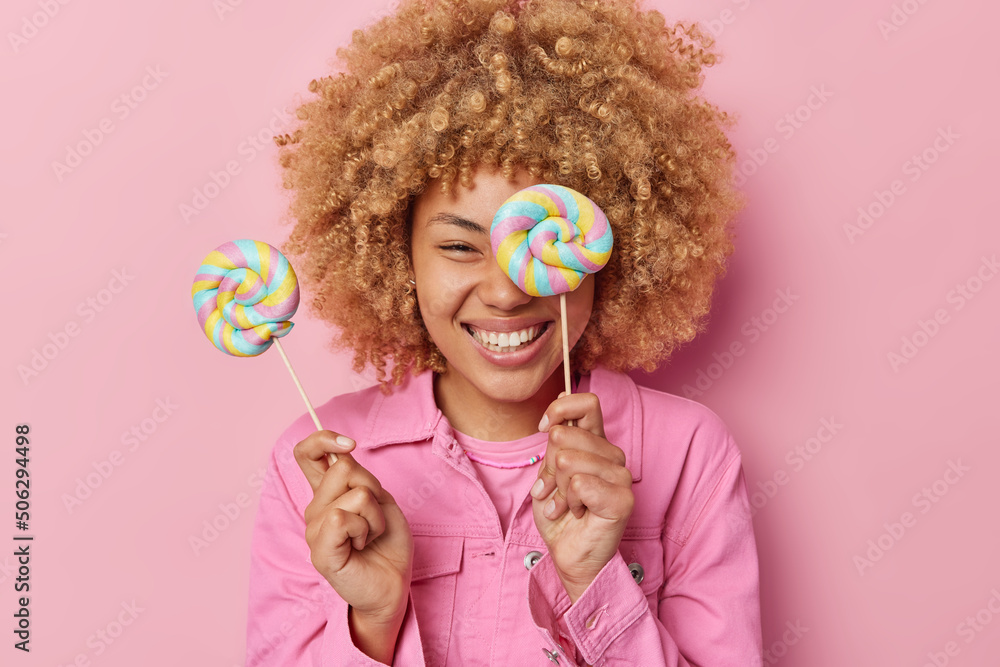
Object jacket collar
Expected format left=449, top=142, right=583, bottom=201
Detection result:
left=359, top=365, right=644, bottom=482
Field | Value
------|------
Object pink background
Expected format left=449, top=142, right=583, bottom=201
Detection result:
left=4, top=0, right=999, bottom=665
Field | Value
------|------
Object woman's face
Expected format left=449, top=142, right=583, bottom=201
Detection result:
left=410, top=165, right=595, bottom=404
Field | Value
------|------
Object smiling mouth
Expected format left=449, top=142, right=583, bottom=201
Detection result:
left=463, top=323, right=551, bottom=353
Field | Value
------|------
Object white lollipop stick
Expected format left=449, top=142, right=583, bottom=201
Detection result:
left=560, top=293, right=577, bottom=428
left=560, top=293, right=571, bottom=395
left=272, top=338, right=338, bottom=464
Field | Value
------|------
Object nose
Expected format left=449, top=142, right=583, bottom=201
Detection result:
left=478, top=253, right=532, bottom=310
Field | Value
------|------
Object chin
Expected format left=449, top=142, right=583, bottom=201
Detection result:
left=448, top=354, right=554, bottom=405
left=479, top=375, right=546, bottom=403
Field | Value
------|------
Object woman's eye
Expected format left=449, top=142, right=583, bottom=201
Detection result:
left=439, top=244, right=476, bottom=253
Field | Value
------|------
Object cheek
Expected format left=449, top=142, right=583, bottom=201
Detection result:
left=567, top=277, right=596, bottom=328
left=419, top=271, right=474, bottom=322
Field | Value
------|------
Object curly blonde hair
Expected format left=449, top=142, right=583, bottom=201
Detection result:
left=275, top=0, right=744, bottom=393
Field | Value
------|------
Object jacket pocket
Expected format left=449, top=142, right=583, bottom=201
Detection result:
left=410, top=534, right=464, bottom=666
left=616, top=536, right=665, bottom=613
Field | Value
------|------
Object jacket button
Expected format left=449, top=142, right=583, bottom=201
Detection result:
left=542, top=647, right=561, bottom=663
left=524, top=550, right=543, bottom=570
left=628, top=561, right=644, bottom=584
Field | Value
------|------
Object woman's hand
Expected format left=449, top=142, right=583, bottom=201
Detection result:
left=293, top=430, right=413, bottom=626
left=530, top=392, right=634, bottom=603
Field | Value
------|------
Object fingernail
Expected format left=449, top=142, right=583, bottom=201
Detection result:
left=538, top=414, right=549, bottom=432
left=558, top=391, right=566, bottom=398
left=544, top=499, right=556, bottom=518
left=335, top=435, right=355, bottom=448
left=530, top=478, right=544, bottom=499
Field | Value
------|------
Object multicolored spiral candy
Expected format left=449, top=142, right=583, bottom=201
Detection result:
left=191, top=239, right=299, bottom=357
left=490, top=184, right=613, bottom=297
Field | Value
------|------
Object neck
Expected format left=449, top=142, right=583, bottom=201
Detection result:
left=434, top=367, right=569, bottom=441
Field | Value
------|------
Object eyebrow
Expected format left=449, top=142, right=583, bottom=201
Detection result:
left=427, top=213, right=489, bottom=236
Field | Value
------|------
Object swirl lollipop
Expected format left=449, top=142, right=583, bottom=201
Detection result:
left=491, top=184, right=613, bottom=400
left=192, top=239, right=298, bottom=357
left=192, top=239, right=330, bottom=452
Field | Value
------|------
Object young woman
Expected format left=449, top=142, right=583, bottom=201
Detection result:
left=246, top=1, right=761, bottom=665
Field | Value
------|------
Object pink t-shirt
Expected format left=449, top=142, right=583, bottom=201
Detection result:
left=453, top=428, right=548, bottom=538
left=453, top=375, right=591, bottom=538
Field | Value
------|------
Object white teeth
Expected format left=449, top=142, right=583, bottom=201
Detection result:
left=467, top=324, right=546, bottom=352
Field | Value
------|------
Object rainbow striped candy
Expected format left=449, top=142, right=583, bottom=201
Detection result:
left=491, top=184, right=613, bottom=297
left=191, top=239, right=299, bottom=357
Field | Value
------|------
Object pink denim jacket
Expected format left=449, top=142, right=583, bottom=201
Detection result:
left=246, top=365, right=762, bottom=666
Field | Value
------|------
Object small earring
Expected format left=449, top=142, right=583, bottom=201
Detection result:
left=409, top=279, right=416, bottom=285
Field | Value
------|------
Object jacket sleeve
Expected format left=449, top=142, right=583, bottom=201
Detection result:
left=246, top=436, right=427, bottom=667
left=526, top=450, right=762, bottom=667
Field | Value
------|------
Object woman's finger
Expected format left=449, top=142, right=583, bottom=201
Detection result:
left=538, top=392, right=606, bottom=438
left=562, top=474, right=634, bottom=522
left=327, top=485, right=388, bottom=550
left=539, top=448, right=632, bottom=520
left=305, top=506, right=371, bottom=574
left=292, top=430, right=357, bottom=492
left=531, top=426, right=628, bottom=508
left=306, top=451, right=386, bottom=513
